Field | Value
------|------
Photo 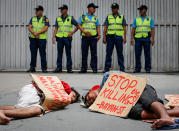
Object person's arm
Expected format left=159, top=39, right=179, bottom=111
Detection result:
left=131, top=28, right=136, bottom=45
left=68, top=16, right=79, bottom=37
left=151, top=28, right=155, bottom=46
left=103, top=25, right=108, bottom=44
left=95, top=26, right=101, bottom=41
left=123, top=25, right=127, bottom=44
left=36, top=26, right=48, bottom=35
left=77, top=24, right=91, bottom=37
left=52, top=27, right=58, bottom=44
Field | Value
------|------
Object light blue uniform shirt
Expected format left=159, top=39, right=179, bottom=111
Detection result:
left=132, top=16, right=155, bottom=28
left=78, top=13, right=100, bottom=26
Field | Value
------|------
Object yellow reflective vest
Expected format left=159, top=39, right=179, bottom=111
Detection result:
left=107, top=14, right=124, bottom=36
left=135, top=16, right=151, bottom=38
left=56, top=16, right=73, bottom=38
left=81, top=15, right=97, bottom=36
left=29, top=16, right=47, bottom=39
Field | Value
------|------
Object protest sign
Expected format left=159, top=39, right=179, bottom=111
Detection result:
left=31, top=74, right=71, bottom=111
left=89, top=72, right=147, bottom=117
left=165, top=94, right=179, bottom=109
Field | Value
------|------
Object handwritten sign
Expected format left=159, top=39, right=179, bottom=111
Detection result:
left=165, top=94, right=179, bottom=109
left=89, top=72, right=147, bottom=117
left=31, top=74, right=71, bottom=111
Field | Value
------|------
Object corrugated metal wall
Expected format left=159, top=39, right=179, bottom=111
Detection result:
left=0, top=0, right=179, bottom=72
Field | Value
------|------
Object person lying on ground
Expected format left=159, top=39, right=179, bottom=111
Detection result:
left=82, top=71, right=179, bottom=129
left=0, top=81, right=80, bottom=125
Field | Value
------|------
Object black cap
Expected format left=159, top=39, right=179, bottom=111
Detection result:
left=35, top=5, right=44, bottom=11
left=58, top=4, right=68, bottom=10
left=111, top=3, right=119, bottom=9
left=87, top=3, right=98, bottom=9
left=137, top=5, right=148, bottom=10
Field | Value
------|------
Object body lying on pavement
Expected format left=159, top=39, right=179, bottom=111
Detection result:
left=82, top=71, right=179, bottom=129
left=0, top=81, right=80, bottom=125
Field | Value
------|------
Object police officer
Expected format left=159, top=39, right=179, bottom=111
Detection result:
left=103, top=3, right=127, bottom=73
left=27, top=5, right=49, bottom=73
left=131, top=5, right=155, bottom=73
left=78, top=3, right=101, bottom=73
left=52, top=5, right=78, bottom=73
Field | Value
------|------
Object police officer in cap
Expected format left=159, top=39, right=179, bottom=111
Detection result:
left=78, top=3, right=101, bottom=73
left=27, top=5, right=49, bottom=73
left=52, top=5, right=78, bottom=73
left=103, top=3, right=127, bottom=73
left=131, top=5, right=155, bottom=73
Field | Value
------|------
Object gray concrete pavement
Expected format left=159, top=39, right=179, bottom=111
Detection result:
left=0, top=72, right=179, bottom=131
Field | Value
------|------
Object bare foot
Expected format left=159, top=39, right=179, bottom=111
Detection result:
left=0, top=110, right=11, bottom=125
left=151, top=118, right=175, bottom=129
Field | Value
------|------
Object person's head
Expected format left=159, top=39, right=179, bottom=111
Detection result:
left=87, top=3, right=98, bottom=15
left=138, top=5, right=148, bottom=16
left=69, top=87, right=80, bottom=103
left=58, top=5, right=68, bottom=16
left=35, top=5, right=44, bottom=17
left=82, top=85, right=100, bottom=107
left=111, top=3, right=119, bottom=14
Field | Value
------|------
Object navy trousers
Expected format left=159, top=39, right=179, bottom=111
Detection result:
left=81, top=36, right=97, bottom=71
left=29, top=38, right=47, bottom=70
left=56, top=37, right=72, bottom=70
left=134, top=37, right=151, bottom=71
left=104, top=35, right=125, bottom=71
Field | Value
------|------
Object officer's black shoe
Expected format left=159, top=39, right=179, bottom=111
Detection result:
left=93, top=70, right=98, bottom=73
left=67, top=69, right=73, bottom=73
left=42, top=69, right=48, bottom=73
left=146, top=70, right=150, bottom=73
left=133, top=70, right=141, bottom=73
left=27, top=69, right=36, bottom=73
left=53, top=68, right=62, bottom=73
left=79, top=70, right=87, bottom=73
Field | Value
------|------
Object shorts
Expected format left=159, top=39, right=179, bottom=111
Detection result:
left=15, top=84, right=44, bottom=113
left=128, top=84, right=164, bottom=119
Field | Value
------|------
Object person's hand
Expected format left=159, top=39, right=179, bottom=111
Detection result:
left=151, top=39, right=154, bottom=46
left=103, top=35, right=107, bottom=44
left=52, top=37, right=56, bottom=44
left=131, top=38, right=135, bottom=45
left=68, top=32, right=73, bottom=37
left=95, top=35, right=101, bottom=41
left=123, top=37, right=127, bottom=44
left=84, top=31, right=91, bottom=37
left=33, top=32, right=39, bottom=39
left=86, top=90, right=98, bottom=106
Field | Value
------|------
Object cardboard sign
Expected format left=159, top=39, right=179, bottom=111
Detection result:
left=89, top=72, right=147, bottom=118
left=165, top=94, right=179, bottom=109
left=31, top=74, right=71, bottom=111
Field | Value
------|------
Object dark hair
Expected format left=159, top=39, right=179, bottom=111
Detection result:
left=71, top=87, right=80, bottom=103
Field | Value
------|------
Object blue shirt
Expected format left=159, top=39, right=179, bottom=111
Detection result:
left=103, top=13, right=127, bottom=26
left=29, top=16, right=50, bottom=26
left=78, top=13, right=100, bottom=26
left=132, top=16, right=155, bottom=28
left=55, top=15, right=78, bottom=27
